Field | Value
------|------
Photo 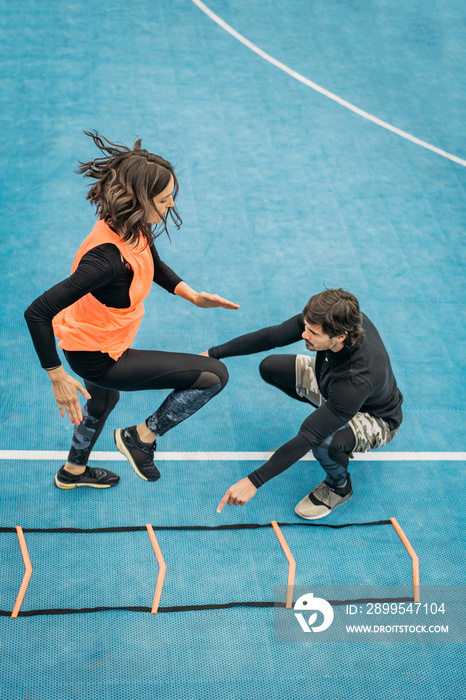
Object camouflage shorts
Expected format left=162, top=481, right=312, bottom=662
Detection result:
left=295, top=354, right=398, bottom=453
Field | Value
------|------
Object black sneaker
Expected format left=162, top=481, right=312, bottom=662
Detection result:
left=54, top=465, right=120, bottom=489
left=114, top=426, right=160, bottom=482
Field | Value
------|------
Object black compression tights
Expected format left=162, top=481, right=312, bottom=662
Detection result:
left=65, top=348, right=228, bottom=467
left=259, top=354, right=312, bottom=404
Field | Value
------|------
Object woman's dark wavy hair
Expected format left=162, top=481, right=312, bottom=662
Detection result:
left=76, top=131, right=182, bottom=246
left=303, top=288, right=364, bottom=348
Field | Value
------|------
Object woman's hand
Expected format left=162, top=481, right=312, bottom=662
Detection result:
left=174, top=282, right=239, bottom=310
left=217, top=477, right=258, bottom=513
left=46, top=366, right=91, bottom=424
left=193, top=292, right=240, bottom=310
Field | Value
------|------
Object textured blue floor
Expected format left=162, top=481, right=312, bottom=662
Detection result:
left=1, top=0, right=465, bottom=698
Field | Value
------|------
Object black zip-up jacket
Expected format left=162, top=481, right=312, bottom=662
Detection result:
left=208, top=312, right=403, bottom=487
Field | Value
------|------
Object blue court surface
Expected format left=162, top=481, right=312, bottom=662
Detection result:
left=1, top=0, right=465, bottom=698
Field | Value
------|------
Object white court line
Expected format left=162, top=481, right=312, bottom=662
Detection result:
left=0, top=451, right=464, bottom=461
left=191, top=0, right=466, bottom=168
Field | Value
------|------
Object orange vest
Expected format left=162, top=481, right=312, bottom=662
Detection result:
left=53, top=219, right=154, bottom=360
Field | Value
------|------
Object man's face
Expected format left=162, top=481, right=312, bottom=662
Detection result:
left=302, top=319, right=345, bottom=352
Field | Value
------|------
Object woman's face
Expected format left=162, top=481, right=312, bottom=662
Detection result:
left=148, top=176, right=175, bottom=224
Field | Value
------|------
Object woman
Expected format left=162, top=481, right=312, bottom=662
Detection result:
left=25, top=132, right=238, bottom=490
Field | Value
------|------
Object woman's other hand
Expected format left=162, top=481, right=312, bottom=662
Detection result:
left=46, top=367, right=91, bottom=424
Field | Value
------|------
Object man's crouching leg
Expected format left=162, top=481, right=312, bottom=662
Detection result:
left=295, top=427, right=355, bottom=520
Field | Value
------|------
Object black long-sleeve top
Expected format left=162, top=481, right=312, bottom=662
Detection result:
left=208, top=313, right=403, bottom=488
left=24, top=243, right=182, bottom=369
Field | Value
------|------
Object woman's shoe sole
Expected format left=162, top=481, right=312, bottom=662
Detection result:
left=54, top=476, right=112, bottom=489
left=113, top=429, right=149, bottom=481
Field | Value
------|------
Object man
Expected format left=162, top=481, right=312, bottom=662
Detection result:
left=208, top=288, right=403, bottom=519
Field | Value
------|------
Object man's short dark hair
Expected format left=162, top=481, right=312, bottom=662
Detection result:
left=303, top=289, right=364, bottom=348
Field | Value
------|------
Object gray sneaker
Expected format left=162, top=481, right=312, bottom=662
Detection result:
left=295, top=475, right=353, bottom=520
